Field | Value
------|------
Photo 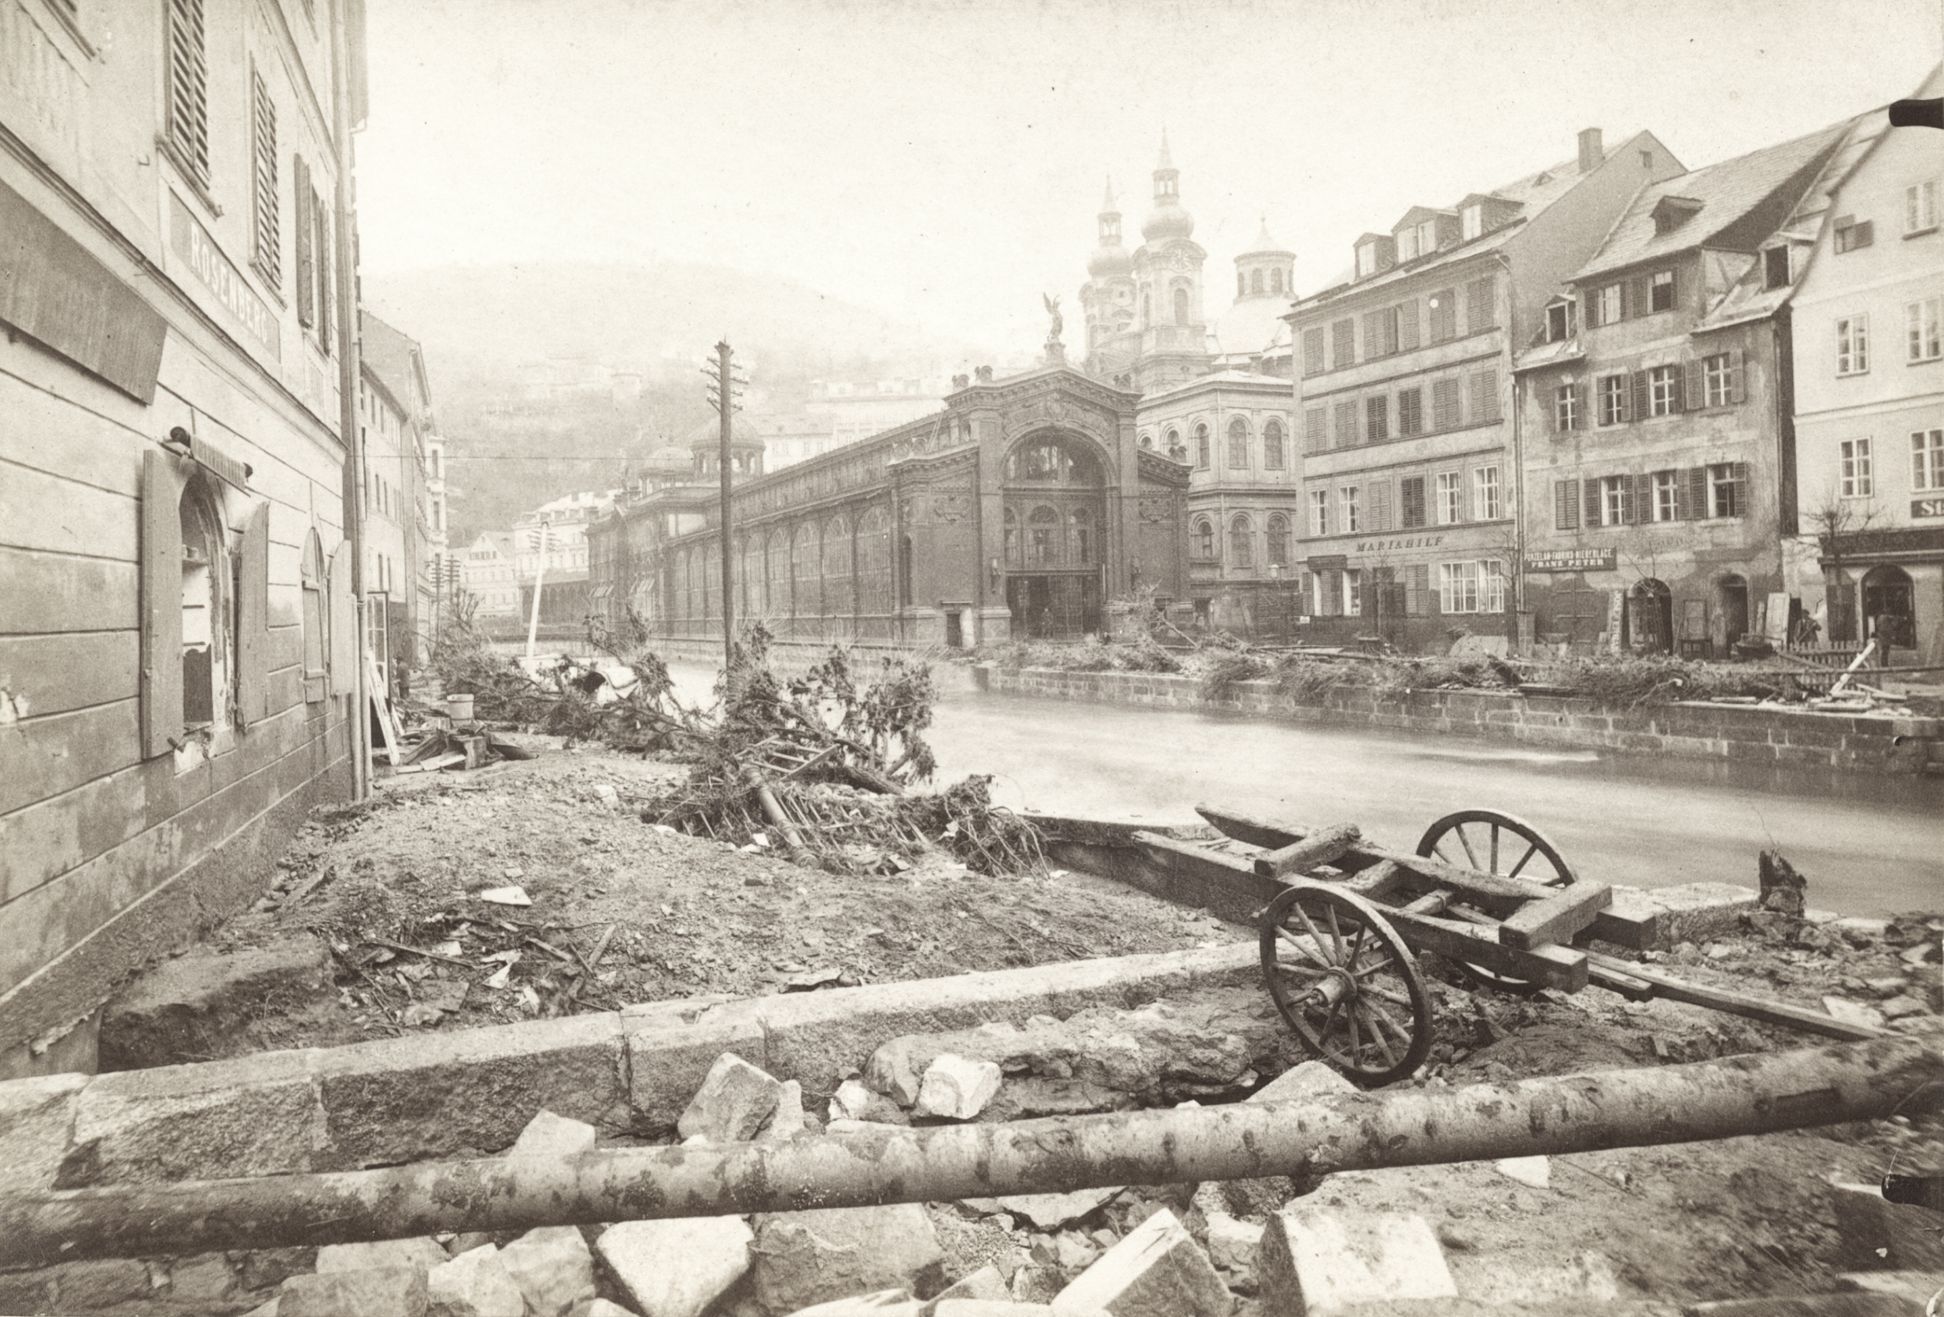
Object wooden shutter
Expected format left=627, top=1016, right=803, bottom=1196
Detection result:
left=236, top=502, right=270, bottom=726
left=1628, top=275, right=1650, bottom=321
left=140, top=450, right=187, bottom=759
left=1631, top=474, right=1653, bottom=525
left=1408, top=564, right=1429, bottom=616
left=1629, top=371, right=1649, bottom=423
left=314, top=192, right=334, bottom=352
left=1555, top=478, right=1579, bottom=530
left=1401, top=476, right=1425, bottom=528
left=249, top=67, right=279, bottom=281
left=328, top=544, right=357, bottom=696
left=1362, top=310, right=1387, bottom=357
left=1583, top=477, right=1603, bottom=528
left=1397, top=299, right=1419, bottom=350
left=1683, top=359, right=1703, bottom=411
left=166, top=0, right=210, bottom=187
left=1686, top=466, right=1709, bottom=520
left=1369, top=480, right=1391, bottom=532
left=295, top=155, right=314, bottom=327
left=1727, top=349, right=1745, bottom=404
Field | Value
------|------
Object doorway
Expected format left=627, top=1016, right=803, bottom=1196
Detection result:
left=1716, top=574, right=1749, bottom=652
left=1627, top=579, right=1672, bottom=654
left=1861, top=566, right=1916, bottom=650
left=1006, top=574, right=1100, bottom=639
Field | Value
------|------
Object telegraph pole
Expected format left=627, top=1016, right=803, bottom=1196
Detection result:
left=703, top=341, right=743, bottom=668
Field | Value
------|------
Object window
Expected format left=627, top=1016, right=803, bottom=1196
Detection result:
left=1652, top=470, right=1679, bottom=522
left=1594, top=284, right=1622, bottom=327
left=1069, top=506, right=1093, bottom=565
left=1397, top=388, right=1423, bottom=436
left=1834, top=217, right=1874, bottom=253
left=165, top=0, right=211, bottom=189
left=1599, top=474, right=1629, bottom=527
left=1302, top=408, right=1324, bottom=454
left=1435, top=472, right=1462, bottom=525
left=1840, top=438, right=1873, bottom=498
left=1333, top=401, right=1358, bottom=449
left=1397, top=226, right=1418, bottom=262
left=1173, top=287, right=1189, bottom=325
left=1263, top=419, right=1285, bottom=470
left=1302, top=327, right=1326, bottom=374
left=1554, top=382, right=1579, bottom=431
left=1907, top=181, right=1939, bottom=235
left=1427, top=289, right=1456, bottom=342
left=1195, top=423, right=1210, bottom=469
left=1228, top=515, right=1254, bottom=568
left=1439, top=561, right=1481, bottom=614
left=1365, top=395, right=1388, bottom=442
left=1914, top=429, right=1944, bottom=491
left=1469, top=368, right=1498, bottom=423
left=1703, top=353, right=1734, bottom=407
left=1648, top=364, right=1679, bottom=416
left=1266, top=514, right=1290, bottom=568
left=1482, top=560, right=1506, bottom=613
left=1465, top=276, right=1495, bottom=331
left=1462, top=203, right=1482, bottom=240
left=1308, top=489, right=1329, bottom=538
left=1471, top=465, right=1501, bottom=521
left=1431, top=378, right=1460, bottom=430
left=1546, top=299, right=1576, bottom=343
left=1762, top=246, right=1791, bottom=290
left=1193, top=517, right=1215, bottom=559
left=1356, top=242, right=1378, bottom=277
left=1164, top=427, right=1181, bottom=459
left=1025, top=506, right=1059, bottom=566
left=1837, top=315, right=1870, bottom=375
left=1250, top=270, right=1264, bottom=295
left=1598, top=374, right=1628, bottom=426
left=1271, top=268, right=1285, bottom=294
left=309, top=178, right=334, bottom=350
left=1227, top=417, right=1249, bottom=468
left=1342, top=568, right=1362, bottom=617
left=1708, top=462, right=1746, bottom=518
left=1362, top=307, right=1398, bottom=357
left=1400, top=476, right=1427, bottom=528
left=1340, top=486, right=1361, bottom=534
left=1332, top=318, right=1355, bottom=366
left=249, top=68, right=280, bottom=284
left=178, top=482, right=227, bottom=731
left=1649, top=270, right=1675, bottom=313
left=1907, top=298, right=1942, bottom=363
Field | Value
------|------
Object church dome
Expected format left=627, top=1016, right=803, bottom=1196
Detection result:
left=1088, top=242, right=1132, bottom=278
left=1142, top=199, right=1194, bottom=243
left=645, top=444, right=695, bottom=476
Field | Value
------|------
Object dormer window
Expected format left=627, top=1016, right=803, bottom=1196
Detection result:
left=1762, top=245, right=1792, bottom=291
left=1356, top=242, right=1378, bottom=278
left=1651, top=195, right=1703, bottom=235
left=1462, top=204, right=1483, bottom=241
left=1545, top=298, right=1576, bottom=343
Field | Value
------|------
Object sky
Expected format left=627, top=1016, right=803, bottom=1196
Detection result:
left=355, top=0, right=1943, bottom=361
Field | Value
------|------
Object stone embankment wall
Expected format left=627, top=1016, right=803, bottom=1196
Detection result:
left=976, top=666, right=1944, bottom=780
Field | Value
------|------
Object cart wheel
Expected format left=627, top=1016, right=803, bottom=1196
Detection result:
left=1415, top=809, right=1578, bottom=994
left=1258, top=881, right=1433, bottom=1085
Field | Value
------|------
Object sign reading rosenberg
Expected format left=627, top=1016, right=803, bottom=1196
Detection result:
left=169, top=192, right=281, bottom=361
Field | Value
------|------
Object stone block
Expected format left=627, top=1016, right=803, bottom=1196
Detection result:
left=426, top=1244, right=525, bottom=1317
left=279, top=1265, right=429, bottom=1317
left=1256, top=1207, right=1456, bottom=1316
left=1052, top=1208, right=1228, bottom=1317
left=498, top=1226, right=596, bottom=1317
left=624, top=996, right=769, bottom=1134
left=317, top=1012, right=627, bottom=1164
left=1204, top=1211, right=1264, bottom=1285
left=597, top=1216, right=753, bottom=1317
left=509, top=1108, right=598, bottom=1158
left=315, top=1237, right=450, bottom=1274
left=98, top=936, right=332, bottom=1070
left=59, top=1049, right=328, bottom=1186
left=762, top=1079, right=809, bottom=1140
left=1252, top=1060, right=1355, bottom=1105
left=914, top=1054, right=1003, bottom=1120
left=678, top=1052, right=785, bottom=1143
left=751, top=1204, right=946, bottom=1314
left=0, top=1070, right=85, bottom=1194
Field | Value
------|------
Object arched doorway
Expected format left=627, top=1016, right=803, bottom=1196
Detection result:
left=1627, top=578, right=1672, bottom=654
left=1001, top=433, right=1108, bottom=639
left=1861, top=565, right=1916, bottom=650
left=1715, top=574, right=1749, bottom=654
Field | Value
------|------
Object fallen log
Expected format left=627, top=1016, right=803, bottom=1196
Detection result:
left=3, top=1036, right=1933, bottom=1265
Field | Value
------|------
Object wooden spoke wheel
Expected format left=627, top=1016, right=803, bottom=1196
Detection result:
left=1258, top=881, right=1433, bottom=1085
left=1414, top=809, right=1579, bottom=994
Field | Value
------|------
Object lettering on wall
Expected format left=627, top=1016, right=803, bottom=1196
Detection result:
left=169, top=192, right=283, bottom=361
left=1525, top=547, right=1618, bottom=573
left=1913, top=498, right=1944, bottom=520
left=0, top=3, right=82, bottom=166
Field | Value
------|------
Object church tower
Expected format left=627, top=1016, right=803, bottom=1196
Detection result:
left=1080, top=177, right=1137, bottom=379
left=1129, top=131, right=1209, bottom=393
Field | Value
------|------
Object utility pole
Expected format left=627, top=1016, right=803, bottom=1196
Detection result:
left=328, top=0, right=369, bottom=800
left=524, top=519, right=549, bottom=661
left=703, top=341, right=744, bottom=668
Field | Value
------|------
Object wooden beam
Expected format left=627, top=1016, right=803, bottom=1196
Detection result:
left=1581, top=950, right=1888, bottom=1042
left=1381, top=906, right=1589, bottom=991
left=1253, top=824, right=1361, bottom=880
left=1497, top=880, right=1611, bottom=950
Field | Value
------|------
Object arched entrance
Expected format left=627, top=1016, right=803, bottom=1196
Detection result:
left=1001, top=433, right=1108, bottom=639
left=1627, top=578, right=1672, bottom=654
left=1861, top=565, right=1916, bottom=650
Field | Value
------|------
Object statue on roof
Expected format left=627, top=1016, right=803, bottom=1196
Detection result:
left=1042, top=293, right=1065, bottom=364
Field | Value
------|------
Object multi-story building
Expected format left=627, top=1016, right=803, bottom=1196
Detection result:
left=1079, top=138, right=1212, bottom=395
left=1289, top=128, right=1685, bottom=649
left=0, top=0, right=365, bottom=1074
left=511, top=489, right=617, bottom=583
left=1514, top=124, right=1853, bottom=655
left=359, top=311, right=439, bottom=685
left=461, top=532, right=521, bottom=618
left=1788, top=67, right=1944, bottom=661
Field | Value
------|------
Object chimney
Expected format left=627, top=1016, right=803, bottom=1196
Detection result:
left=1577, top=127, right=1604, bottom=174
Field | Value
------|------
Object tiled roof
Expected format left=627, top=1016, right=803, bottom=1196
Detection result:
left=1571, top=123, right=1849, bottom=282
left=359, top=312, right=425, bottom=410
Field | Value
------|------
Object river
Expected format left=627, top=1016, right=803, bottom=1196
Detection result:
left=660, top=660, right=1942, bottom=916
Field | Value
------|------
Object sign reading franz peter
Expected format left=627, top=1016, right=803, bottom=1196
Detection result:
left=1525, top=547, right=1617, bottom=573
left=169, top=192, right=281, bottom=361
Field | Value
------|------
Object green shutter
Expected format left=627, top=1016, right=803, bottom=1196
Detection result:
left=140, top=450, right=187, bottom=759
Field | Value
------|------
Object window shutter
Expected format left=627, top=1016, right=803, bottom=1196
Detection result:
left=1683, top=359, right=1703, bottom=411
left=1397, top=299, right=1419, bottom=350
left=1669, top=472, right=1685, bottom=522
left=1631, top=473, right=1652, bottom=525
left=237, top=502, right=270, bottom=726
left=166, top=0, right=211, bottom=187
left=294, top=156, right=314, bottom=327
left=1583, top=478, right=1603, bottom=527
left=249, top=68, right=279, bottom=281
left=1572, top=382, right=1586, bottom=430
left=1369, top=480, right=1391, bottom=532
left=1628, top=275, right=1650, bottom=321
left=140, top=451, right=187, bottom=759
left=1686, top=467, right=1709, bottom=520
left=1629, top=370, right=1649, bottom=423
left=1728, top=349, right=1745, bottom=404
left=315, top=193, right=334, bottom=352
left=1731, top=461, right=1750, bottom=516
left=328, top=544, right=357, bottom=696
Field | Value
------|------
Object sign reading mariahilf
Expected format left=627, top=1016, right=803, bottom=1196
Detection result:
left=1525, top=547, right=1618, bottom=573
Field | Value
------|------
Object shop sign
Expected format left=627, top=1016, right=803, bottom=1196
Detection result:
left=1912, top=497, right=1944, bottom=520
left=169, top=192, right=281, bottom=361
left=1524, top=547, right=1617, bottom=573
left=1353, top=535, right=1445, bottom=553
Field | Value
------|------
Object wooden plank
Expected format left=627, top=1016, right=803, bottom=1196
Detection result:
left=1497, top=880, right=1611, bottom=950
left=366, top=652, right=399, bottom=768
left=1585, top=960, right=1655, bottom=1002
left=138, top=450, right=185, bottom=759
left=0, top=547, right=138, bottom=635
left=0, top=460, right=137, bottom=559
left=0, top=631, right=138, bottom=720
left=1253, top=823, right=1360, bottom=879
left=1381, top=906, right=1589, bottom=991
left=327, top=545, right=355, bottom=697
left=1195, top=803, right=1387, bottom=874
left=1581, top=950, right=1886, bottom=1042
left=1129, top=830, right=1287, bottom=921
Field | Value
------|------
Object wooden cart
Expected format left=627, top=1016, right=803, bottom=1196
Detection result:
left=1133, top=805, right=1884, bottom=1085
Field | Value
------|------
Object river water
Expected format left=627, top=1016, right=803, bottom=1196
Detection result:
left=661, top=660, right=1942, bottom=916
